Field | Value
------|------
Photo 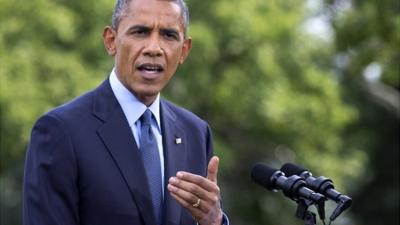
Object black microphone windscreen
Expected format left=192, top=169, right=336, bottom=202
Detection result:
left=281, top=163, right=306, bottom=176
left=251, top=163, right=277, bottom=189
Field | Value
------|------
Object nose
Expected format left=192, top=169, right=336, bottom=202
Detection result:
left=143, top=35, right=163, bottom=57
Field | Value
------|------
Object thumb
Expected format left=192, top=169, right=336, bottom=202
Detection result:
left=207, top=156, right=219, bottom=183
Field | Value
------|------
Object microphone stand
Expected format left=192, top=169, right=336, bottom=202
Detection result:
left=295, top=198, right=325, bottom=225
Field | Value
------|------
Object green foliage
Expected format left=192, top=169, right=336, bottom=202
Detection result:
left=0, top=0, right=113, bottom=173
left=1, top=0, right=398, bottom=225
left=331, top=0, right=399, bottom=88
left=326, top=0, right=399, bottom=225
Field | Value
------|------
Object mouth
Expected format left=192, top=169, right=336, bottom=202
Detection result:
left=137, top=63, right=164, bottom=74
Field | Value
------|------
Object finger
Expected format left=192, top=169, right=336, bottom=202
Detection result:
left=175, top=172, right=219, bottom=193
left=168, top=183, right=210, bottom=213
left=168, top=177, right=215, bottom=203
left=207, top=156, right=219, bottom=183
left=169, top=192, right=208, bottom=222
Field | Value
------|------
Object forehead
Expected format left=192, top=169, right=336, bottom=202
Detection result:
left=120, top=0, right=184, bottom=30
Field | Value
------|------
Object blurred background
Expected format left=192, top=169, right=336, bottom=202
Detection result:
left=0, top=0, right=398, bottom=224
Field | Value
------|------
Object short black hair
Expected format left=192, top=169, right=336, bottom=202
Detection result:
left=111, top=0, right=189, bottom=35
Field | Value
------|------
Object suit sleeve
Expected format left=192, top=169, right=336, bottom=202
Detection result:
left=23, top=114, right=80, bottom=225
left=205, top=124, right=214, bottom=163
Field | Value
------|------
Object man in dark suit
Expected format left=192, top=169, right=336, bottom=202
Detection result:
left=23, top=0, right=229, bottom=224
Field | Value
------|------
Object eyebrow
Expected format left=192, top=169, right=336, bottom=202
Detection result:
left=126, top=25, right=150, bottom=33
left=126, top=25, right=181, bottom=39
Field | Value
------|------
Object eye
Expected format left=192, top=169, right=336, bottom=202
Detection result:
left=161, top=30, right=179, bottom=41
left=127, top=26, right=150, bottom=37
left=131, top=29, right=147, bottom=36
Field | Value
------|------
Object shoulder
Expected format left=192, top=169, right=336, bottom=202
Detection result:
left=29, top=89, right=96, bottom=144
left=33, top=82, right=107, bottom=134
left=47, top=89, right=95, bottom=122
left=44, top=79, right=111, bottom=123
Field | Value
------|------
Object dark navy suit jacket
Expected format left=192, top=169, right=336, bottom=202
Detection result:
left=23, top=79, right=214, bottom=225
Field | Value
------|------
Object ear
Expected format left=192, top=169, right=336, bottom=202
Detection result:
left=103, top=26, right=117, bottom=56
left=179, top=37, right=192, bottom=64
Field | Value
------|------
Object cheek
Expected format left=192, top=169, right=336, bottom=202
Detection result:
left=166, top=47, right=184, bottom=63
left=119, top=42, right=133, bottom=58
left=117, top=43, right=139, bottom=67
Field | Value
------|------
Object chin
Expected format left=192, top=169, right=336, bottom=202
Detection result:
left=132, top=86, right=161, bottom=98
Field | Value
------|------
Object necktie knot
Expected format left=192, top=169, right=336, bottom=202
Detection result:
left=141, top=109, right=153, bottom=126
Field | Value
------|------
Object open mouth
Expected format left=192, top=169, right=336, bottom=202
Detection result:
left=137, top=63, right=164, bottom=73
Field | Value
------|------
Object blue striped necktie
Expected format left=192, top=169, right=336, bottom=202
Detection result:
left=139, top=109, right=163, bottom=225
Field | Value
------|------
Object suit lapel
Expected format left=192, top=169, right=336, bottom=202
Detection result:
left=160, top=101, right=187, bottom=225
left=93, top=80, right=157, bottom=225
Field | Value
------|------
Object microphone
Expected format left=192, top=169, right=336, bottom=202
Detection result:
left=251, top=163, right=326, bottom=205
left=281, top=163, right=352, bottom=221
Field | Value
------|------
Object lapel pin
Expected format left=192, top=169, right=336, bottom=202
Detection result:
left=175, top=138, right=182, bottom=144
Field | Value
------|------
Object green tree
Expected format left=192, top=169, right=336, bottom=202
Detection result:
left=324, top=0, right=399, bottom=225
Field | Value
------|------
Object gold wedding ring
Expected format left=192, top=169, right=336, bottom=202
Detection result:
left=192, top=198, right=201, bottom=208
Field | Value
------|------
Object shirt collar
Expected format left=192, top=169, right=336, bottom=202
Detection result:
left=109, top=68, right=161, bottom=130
